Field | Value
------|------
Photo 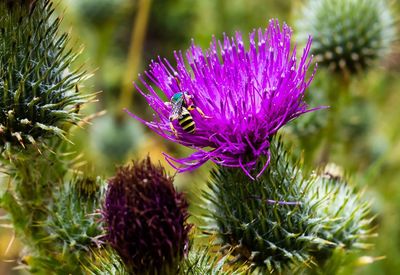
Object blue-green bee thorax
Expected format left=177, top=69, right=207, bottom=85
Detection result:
left=171, top=92, right=183, bottom=103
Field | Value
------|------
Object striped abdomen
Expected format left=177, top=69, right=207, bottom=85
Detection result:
left=178, top=109, right=195, bottom=134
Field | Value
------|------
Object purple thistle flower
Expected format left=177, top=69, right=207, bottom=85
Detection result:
left=126, top=19, right=321, bottom=179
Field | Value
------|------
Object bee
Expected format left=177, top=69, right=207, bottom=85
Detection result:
left=166, top=91, right=209, bottom=137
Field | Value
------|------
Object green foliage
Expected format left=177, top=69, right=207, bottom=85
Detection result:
left=0, top=148, right=67, bottom=273
left=76, top=0, right=128, bottom=27
left=90, top=115, right=142, bottom=164
left=202, top=138, right=373, bottom=273
left=183, top=246, right=249, bottom=275
left=296, top=0, right=395, bottom=74
left=84, top=248, right=129, bottom=275
left=145, top=0, right=195, bottom=61
left=0, top=0, right=90, bottom=150
left=287, top=82, right=328, bottom=138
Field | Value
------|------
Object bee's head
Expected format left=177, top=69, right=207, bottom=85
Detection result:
left=171, top=92, right=183, bottom=104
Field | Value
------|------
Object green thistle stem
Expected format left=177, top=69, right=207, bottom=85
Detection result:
left=0, top=145, right=71, bottom=271
left=118, top=0, right=152, bottom=115
left=318, top=74, right=351, bottom=166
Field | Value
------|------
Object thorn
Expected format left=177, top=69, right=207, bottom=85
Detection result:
left=20, top=118, right=31, bottom=125
left=77, top=110, right=107, bottom=127
left=356, top=255, right=386, bottom=266
left=5, top=231, right=15, bottom=256
left=35, top=123, right=74, bottom=144
left=11, top=132, right=25, bottom=148
left=26, top=135, right=41, bottom=154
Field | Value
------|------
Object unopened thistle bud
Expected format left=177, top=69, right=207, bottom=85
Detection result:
left=296, top=0, right=396, bottom=74
left=103, top=157, right=191, bottom=274
left=0, top=0, right=89, bottom=150
left=203, top=141, right=326, bottom=273
left=308, top=167, right=374, bottom=266
left=76, top=0, right=125, bottom=27
left=203, top=140, right=373, bottom=273
left=43, top=175, right=105, bottom=274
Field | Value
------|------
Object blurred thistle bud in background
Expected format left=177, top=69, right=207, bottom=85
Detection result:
left=103, top=157, right=192, bottom=274
left=75, top=0, right=128, bottom=27
left=4, top=0, right=35, bottom=9
left=0, top=0, right=90, bottom=151
left=307, top=169, right=374, bottom=270
left=296, top=0, right=396, bottom=74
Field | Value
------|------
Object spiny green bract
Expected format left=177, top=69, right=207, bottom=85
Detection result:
left=0, top=0, right=90, bottom=150
left=0, top=169, right=105, bottom=274
left=18, top=175, right=106, bottom=274
left=307, top=171, right=374, bottom=266
left=183, top=247, right=250, bottom=275
left=296, top=0, right=395, bottom=74
left=84, top=246, right=249, bottom=275
left=84, top=248, right=129, bottom=275
left=202, top=139, right=373, bottom=273
left=202, top=141, right=326, bottom=273
left=42, top=176, right=105, bottom=274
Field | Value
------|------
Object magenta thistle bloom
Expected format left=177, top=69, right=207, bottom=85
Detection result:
left=126, top=19, right=320, bottom=179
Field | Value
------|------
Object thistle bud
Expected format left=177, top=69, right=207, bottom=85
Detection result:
left=76, top=0, right=125, bottom=27
left=44, top=176, right=105, bottom=274
left=103, top=157, right=191, bottom=274
left=308, top=168, right=373, bottom=267
left=203, top=140, right=373, bottom=273
left=203, top=141, right=326, bottom=273
left=296, top=0, right=395, bottom=74
left=0, top=0, right=89, bottom=149
left=4, top=0, right=34, bottom=10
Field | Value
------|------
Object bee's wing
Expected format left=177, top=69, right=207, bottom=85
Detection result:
left=170, top=97, right=184, bottom=118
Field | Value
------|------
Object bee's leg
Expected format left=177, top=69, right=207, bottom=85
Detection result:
left=187, top=104, right=210, bottom=118
left=169, top=121, right=178, bottom=137
left=195, top=106, right=212, bottom=119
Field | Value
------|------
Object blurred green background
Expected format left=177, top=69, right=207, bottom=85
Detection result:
left=1, top=0, right=400, bottom=274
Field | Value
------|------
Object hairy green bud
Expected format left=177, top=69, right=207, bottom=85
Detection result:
left=203, top=139, right=373, bottom=273
left=0, top=0, right=90, bottom=150
left=296, top=0, right=396, bottom=74
left=308, top=166, right=374, bottom=267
